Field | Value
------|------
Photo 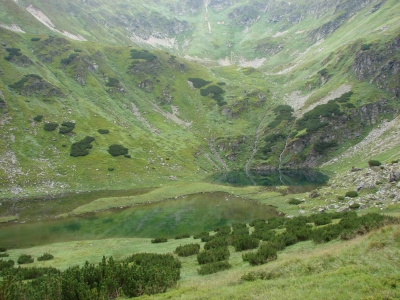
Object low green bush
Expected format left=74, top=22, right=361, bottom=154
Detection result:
left=188, top=78, right=211, bottom=89
left=242, top=243, right=278, bottom=265
left=175, top=233, right=191, bottom=239
left=97, top=129, right=110, bottom=134
left=108, top=144, right=129, bottom=157
left=197, top=247, right=230, bottom=265
left=268, top=105, right=295, bottom=128
left=204, top=237, right=228, bottom=250
left=124, top=154, right=131, bottom=158
left=0, top=247, right=7, bottom=252
left=1, top=266, right=60, bottom=280
left=368, top=160, right=382, bottom=167
left=44, top=122, right=58, bottom=131
left=17, top=254, right=34, bottom=265
left=106, top=77, right=120, bottom=87
left=37, top=253, right=54, bottom=261
left=59, top=121, right=75, bottom=134
left=311, top=224, right=343, bottom=243
left=337, top=196, right=345, bottom=201
left=288, top=198, right=302, bottom=205
left=361, top=44, right=371, bottom=51
left=70, top=136, right=95, bottom=157
left=232, top=235, right=259, bottom=252
left=33, top=115, right=43, bottom=122
left=345, top=191, right=358, bottom=198
left=9, top=76, right=29, bottom=89
left=349, top=203, right=360, bottom=209
left=214, top=225, right=231, bottom=236
left=31, top=37, right=41, bottom=41
left=130, top=49, right=156, bottom=61
left=0, top=253, right=9, bottom=258
left=0, top=259, right=15, bottom=271
left=74, top=49, right=82, bottom=52
left=108, top=167, right=115, bottom=171
left=175, top=243, right=200, bottom=257
left=309, top=213, right=332, bottom=226
left=151, top=238, right=168, bottom=243
left=313, top=140, right=338, bottom=153
left=197, top=261, right=232, bottom=275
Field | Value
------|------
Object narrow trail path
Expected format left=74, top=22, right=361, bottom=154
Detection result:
left=204, top=0, right=212, bottom=33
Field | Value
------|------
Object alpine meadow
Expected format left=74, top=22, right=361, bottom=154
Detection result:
left=0, top=0, right=400, bottom=299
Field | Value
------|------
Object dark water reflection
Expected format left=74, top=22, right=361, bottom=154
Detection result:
left=0, top=192, right=279, bottom=248
left=206, top=169, right=329, bottom=187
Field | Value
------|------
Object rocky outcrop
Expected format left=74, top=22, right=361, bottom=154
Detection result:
left=353, top=35, right=400, bottom=98
left=114, top=12, right=191, bottom=40
left=228, top=5, right=260, bottom=26
left=284, top=99, right=396, bottom=168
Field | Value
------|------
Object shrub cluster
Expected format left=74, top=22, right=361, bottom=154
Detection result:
left=345, top=191, right=358, bottom=198
left=31, top=37, right=41, bottom=42
left=188, top=78, right=212, bottom=89
left=61, top=53, right=79, bottom=65
left=108, top=144, right=129, bottom=157
left=193, top=232, right=212, bottom=242
left=130, top=49, right=156, bottom=61
left=368, top=160, right=382, bottom=167
left=59, top=121, right=75, bottom=134
left=288, top=198, right=302, bottom=205
left=1, top=255, right=181, bottom=299
left=197, top=261, right=232, bottom=275
left=174, top=243, right=200, bottom=257
left=33, top=115, right=43, bottom=122
left=0, top=247, right=7, bottom=252
left=242, top=243, right=278, bottom=266
left=313, top=140, right=338, bottom=153
left=98, top=129, right=110, bottom=134
left=268, top=105, right=295, bottom=129
left=175, top=233, right=191, bottom=239
left=17, top=254, right=34, bottom=265
left=0, top=253, right=9, bottom=258
left=197, top=246, right=230, bottom=265
left=204, top=237, right=228, bottom=250
left=151, top=238, right=168, bottom=243
left=106, top=77, right=120, bottom=87
left=37, top=253, right=54, bottom=261
left=232, top=235, right=259, bottom=252
left=296, top=100, right=342, bottom=133
left=44, top=122, right=59, bottom=131
left=70, top=136, right=95, bottom=157
left=1, top=266, right=60, bottom=280
left=4, top=47, right=22, bottom=61
left=200, top=85, right=226, bottom=105
left=361, top=44, right=372, bottom=51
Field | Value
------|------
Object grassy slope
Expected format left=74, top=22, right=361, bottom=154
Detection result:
left=5, top=225, right=400, bottom=299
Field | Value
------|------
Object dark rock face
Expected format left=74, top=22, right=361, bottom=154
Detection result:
left=114, top=12, right=191, bottom=40
left=389, top=170, right=400, bottom=182
left=284, top=99, right=396, bottom=168
left=353, top=35, right=400, bottom=98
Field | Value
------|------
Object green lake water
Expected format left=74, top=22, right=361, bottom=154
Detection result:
left=0, top=192, right=280, bottom=248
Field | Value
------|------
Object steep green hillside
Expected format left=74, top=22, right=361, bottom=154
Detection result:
left=0, top=0, right=399, bottom=199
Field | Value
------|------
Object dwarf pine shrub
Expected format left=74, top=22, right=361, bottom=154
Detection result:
left=345, top=191, right=358, bottom=198
left=175, top=243, right=200, bottom=257
left=108, top=144, right=128, bottom=156
left=17, top=254, right=34, bottom=265
left=197, top=247, right=230, bottom=265
left=37, top=253, right=54, bottom=261
left=197, top=261, right=232, bottom=275
left=151, top=238, right=168, bottom=243
left=44, top=122, right=58, bottom=131
left=368, top=160, right=382, bottom=167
